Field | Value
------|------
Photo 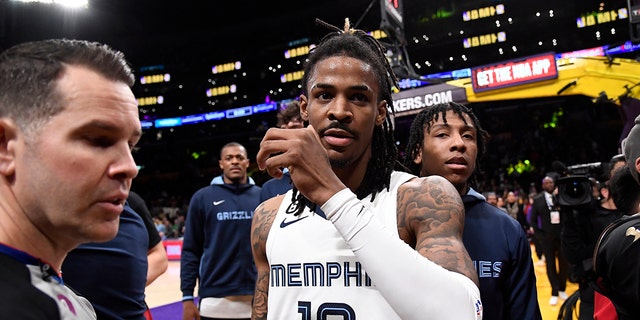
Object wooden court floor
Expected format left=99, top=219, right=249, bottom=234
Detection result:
left=145, top=244, right=579, bottom=320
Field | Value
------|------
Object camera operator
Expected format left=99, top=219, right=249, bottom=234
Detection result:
left=560, top=155, right=626, bottom=319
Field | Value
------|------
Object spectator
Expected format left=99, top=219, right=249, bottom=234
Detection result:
left=276, top=100, right=305, bottom=129
left=162, top=216, right=175, bottom=238
left=154, top=216, right=167, bottom=239
left=505, top=191, right=527, bottom=230
left=485, top=191, right=499, bottom=206
left=173, top=213, right=186, bottom=238
left=497, top=195, right=507, bottom=211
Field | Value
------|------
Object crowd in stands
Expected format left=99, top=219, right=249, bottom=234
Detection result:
left=148, top=195, right=188, bottom=240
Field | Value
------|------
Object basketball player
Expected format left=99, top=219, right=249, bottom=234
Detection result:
left=251, top=19, right=482, bottom=320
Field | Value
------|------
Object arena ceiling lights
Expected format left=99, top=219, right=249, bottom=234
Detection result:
left=11, top=0, right=88, bottom=9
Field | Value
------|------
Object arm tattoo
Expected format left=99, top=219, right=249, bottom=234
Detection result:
left=398, top=176, right=478, bottom=284
left=251, top=202, right=279, bottom=320
left=252, top=270, right=269, bottom=320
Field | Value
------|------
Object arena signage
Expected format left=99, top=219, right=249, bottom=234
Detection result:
left=392, top=83, right=468, bottom=117
left=471, top=53, right=558, bottom=93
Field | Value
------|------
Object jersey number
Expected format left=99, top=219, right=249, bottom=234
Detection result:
left=298, top=301, right=356, bottom=319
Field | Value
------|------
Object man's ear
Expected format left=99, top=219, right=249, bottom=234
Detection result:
left=600, top=186, right=610, bottom=199
left=412, top=146, right=423, bottom=166
left=635, top=156, right=640, bottom=179
left=0, top=119, right=18, bottom=176
left=299, top=94, right=309, bottom=121
left=376, top=100, right=387, bottom=126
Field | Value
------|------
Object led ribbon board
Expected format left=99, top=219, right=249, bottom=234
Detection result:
left=471, top=53, right=558, bottom=93
left=392, top=83, right=468, bottom=117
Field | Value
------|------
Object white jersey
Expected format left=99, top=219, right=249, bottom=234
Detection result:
left=266, top=171, right=415, bottom=320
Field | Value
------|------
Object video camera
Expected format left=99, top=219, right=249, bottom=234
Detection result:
left=556, top=162, right=605, bottom=207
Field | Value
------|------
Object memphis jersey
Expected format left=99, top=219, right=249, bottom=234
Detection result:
left=266, top=171, right=415, bottom=320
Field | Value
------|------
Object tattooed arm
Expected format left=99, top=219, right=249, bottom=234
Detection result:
left=250, top=197, right=280, bottom=320
left=321, top=175, right=482, bottom=320
left=397, top=175, right=479, bottom=285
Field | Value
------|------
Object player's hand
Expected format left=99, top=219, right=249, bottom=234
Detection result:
left=256, top=125, right=345, bottom=205
left=182, top=300, right=200, bottom=320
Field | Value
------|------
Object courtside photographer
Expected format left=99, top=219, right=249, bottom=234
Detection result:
left=558, top=155, right=625, bottom=319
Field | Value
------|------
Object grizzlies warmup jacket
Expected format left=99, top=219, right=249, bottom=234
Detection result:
left=462, top=188, right=542, bottom=320
left=180, top=179, right=261, bottom=301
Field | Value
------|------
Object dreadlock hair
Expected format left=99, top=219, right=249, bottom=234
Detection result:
left=402, top=102, right=489, bottom=190
left=289, top=18, right=399, bottom=215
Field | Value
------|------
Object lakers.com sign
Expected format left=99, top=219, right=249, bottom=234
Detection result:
left=392, top=83, right=468, bottom=117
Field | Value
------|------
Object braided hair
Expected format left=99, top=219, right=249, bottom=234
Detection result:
left=402, top=102, right=489, bottom=189
left=289, top=18, right=399, bottom=215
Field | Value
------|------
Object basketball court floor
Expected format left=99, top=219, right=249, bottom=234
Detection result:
left=145, top=245, right=579, bottom=320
